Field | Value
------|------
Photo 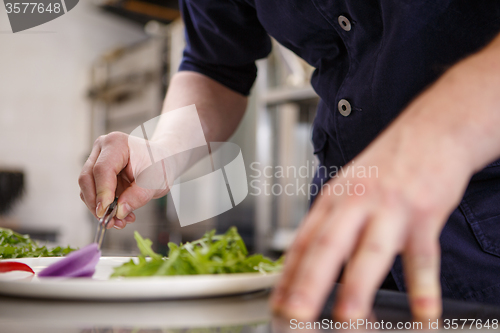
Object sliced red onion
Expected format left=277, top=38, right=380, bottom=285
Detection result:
left=38, top=243, right=101, bottom=278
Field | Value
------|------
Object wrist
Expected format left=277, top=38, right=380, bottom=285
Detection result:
left=444, top=48, right=500, bottom=173
left=398, top=45, right=500, bottom=176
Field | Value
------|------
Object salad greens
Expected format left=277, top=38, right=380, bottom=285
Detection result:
left=112, top=227, right=283, bottom=277
left=0, top=227, right=75, bottom=259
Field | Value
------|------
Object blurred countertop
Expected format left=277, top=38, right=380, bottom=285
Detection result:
left=2, top=286, right=500, bottom=332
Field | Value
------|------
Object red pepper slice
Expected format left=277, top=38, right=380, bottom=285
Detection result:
left=0, top=262, right=35, bottom=274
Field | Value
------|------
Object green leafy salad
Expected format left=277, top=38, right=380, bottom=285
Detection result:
left=0, top=227, right=75, bottom=259
left=112, top=227, right=283, bottom=277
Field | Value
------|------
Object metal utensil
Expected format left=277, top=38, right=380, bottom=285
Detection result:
left=94, top=198, right=118, bottom=249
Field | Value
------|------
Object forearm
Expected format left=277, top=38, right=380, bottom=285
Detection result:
left=390, top=32, right=500, bottom=176
left=445, top=33, right=500, bottom=172
left=159, top=71, right=247, bottom=142
left=145, top=71, right=247, bottom=181
left=81, top=72, right=247, bottom=225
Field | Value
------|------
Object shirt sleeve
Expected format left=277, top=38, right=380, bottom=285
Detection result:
left=178, top=0, right=272, bottom=96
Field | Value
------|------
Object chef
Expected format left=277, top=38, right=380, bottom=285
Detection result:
left=78, top=1, right=500, bottom=321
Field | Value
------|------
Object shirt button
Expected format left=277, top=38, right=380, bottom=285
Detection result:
left=338, top=99, right=351, bottom=116
left=338, top=15, right=351, bottom=31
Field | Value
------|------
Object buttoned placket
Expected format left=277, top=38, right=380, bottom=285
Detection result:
left=337, top=14, right=353, bottom=117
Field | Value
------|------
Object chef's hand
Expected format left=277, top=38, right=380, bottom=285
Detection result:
left=271, top=33, right=500, bottom=321
left=78, top=72, right=248, bottom=230
left=271, top=127, right=469, bottom=321
left=78, top=132, right=168, bottom=229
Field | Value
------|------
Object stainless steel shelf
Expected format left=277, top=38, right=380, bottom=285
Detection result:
left=258, top=85, right=318, bottom=106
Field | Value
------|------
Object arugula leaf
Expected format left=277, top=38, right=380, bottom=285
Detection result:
left=134, top=231, right=162, bottom=261
left=0, top=227, right=76, bottom=259
left=111, top=227, right=283, bottom=277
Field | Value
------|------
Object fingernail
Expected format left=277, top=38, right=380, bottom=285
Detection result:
left=114, top=220, right=125, bottom=229
left=117, top=203, right=131, bottom=220
left=338, top=300, right=362, bottom=319
left=96, top=202, right=102, bottom=218
left=124, top=214, right=134, bottom=223
left=412, top=296, right=441, bottom=321
left=282, top=293, right=315, bottom=320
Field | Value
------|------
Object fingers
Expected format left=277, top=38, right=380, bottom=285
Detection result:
left=334, top=209, right=405, bottom=320
left=115, top=182, right=156, bottom=220
left=108, top=212, right=136, bottom=230
left=125, top=212, right=136, bottom=223
left=78, top=132, right=160, bottom=232
left=93, top=133, right=129, bottom=217
left=403, top=228, right=442, bottom=321
left=276, top=206, right=368, bottom=320
left=78, top=141, right=102, bottom=218
left=271, top=195, right=333, bottom=310
left=273, top=191, right=442, bottom=322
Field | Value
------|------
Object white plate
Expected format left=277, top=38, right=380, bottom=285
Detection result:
left=0, top=257, right=281, bottom=300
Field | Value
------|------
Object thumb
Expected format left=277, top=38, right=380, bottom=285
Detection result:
left=116, top=182, right=156, bottom=220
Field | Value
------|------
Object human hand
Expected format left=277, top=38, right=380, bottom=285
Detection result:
left=78, top=132, right=169, bottom=229
left=269, top=58, right=489, bottom=321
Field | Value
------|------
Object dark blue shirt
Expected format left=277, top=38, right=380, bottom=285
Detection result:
left=179, top=0, right=500, bottom=304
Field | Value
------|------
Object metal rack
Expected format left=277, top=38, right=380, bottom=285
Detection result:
left=87, top=33, right=170, bottom=254
left=254, top=42, right=319, bottom=254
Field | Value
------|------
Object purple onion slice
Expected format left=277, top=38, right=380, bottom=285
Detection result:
left=38, top=243, right=101, bottom=278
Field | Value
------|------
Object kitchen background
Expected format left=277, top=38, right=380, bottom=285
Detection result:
left=0, top=0, right=319, bottom=257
